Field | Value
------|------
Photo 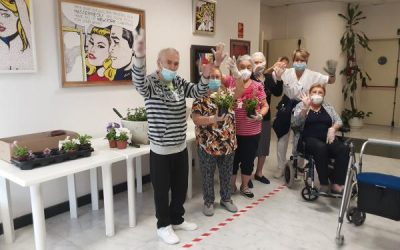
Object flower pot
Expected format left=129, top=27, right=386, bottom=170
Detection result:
left=116, top=140, right=128, bottom=149
left=108, top=140, right=117, bottom=148
left=218, top=106, right=228, bottom=117
left=121, top=120, right=149, bottom=144
left=246, top=109, right=256, bottom=118
left=349, top=117, right=364, bottom=129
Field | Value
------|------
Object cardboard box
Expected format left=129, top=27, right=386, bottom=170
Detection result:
left=0, top=130, right=79, bottom=163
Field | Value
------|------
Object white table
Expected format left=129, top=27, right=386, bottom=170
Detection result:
left=0, top=150, right=125, bottom=250
left=91, top=129, right=197, bottom=228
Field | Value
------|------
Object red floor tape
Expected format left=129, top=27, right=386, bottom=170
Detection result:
left=181, top=184, right=286, bottom=248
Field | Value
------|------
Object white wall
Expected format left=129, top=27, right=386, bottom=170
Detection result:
left=0, top=0, right=260, bottom=219
left=260, top=2, right=347, bottom=112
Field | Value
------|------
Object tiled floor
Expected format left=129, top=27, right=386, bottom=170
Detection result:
left=1, top=125, right=399, bottom=250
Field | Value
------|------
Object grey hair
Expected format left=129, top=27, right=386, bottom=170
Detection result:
left=251, top=52, right=266, bottom=62
left=236, top=54, right=253, bottom=67
left=157, top=48, right=179, bottom=62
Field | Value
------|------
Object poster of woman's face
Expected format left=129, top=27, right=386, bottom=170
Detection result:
left=0, top=0, right=37, bottom=72
left=59, top=0, right=145, bottom=87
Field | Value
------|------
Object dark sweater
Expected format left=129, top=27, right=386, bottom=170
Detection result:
left=251, top=73, right=283, bottom=121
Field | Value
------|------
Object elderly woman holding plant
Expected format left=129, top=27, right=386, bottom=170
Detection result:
left=191, top=46, right=241, bottom=215
left=224, top=55, right=269, bottom=199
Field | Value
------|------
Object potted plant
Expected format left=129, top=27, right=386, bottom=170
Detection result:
left=115, top=127, right=131, bottom=149
left=11, top=141, right=30, bottom=161
left=338, top=3, right=372, bottom=129
left=105, top=122, right=120, bottom=148
left=210, top=89, right=235, bottom=116
left=60, top=138, right=79, bottom=152
left=78, top=134, right=92, bottom=150
left=121, top=107, right=149, bottom=144
left=342, top=108, right=372, bottom=129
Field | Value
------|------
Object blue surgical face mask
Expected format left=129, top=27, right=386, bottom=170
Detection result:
left=160, top=68, right=177, bottom=82
left=208, top=79, right=221, bottom=90
left=293, top=62, right=307, bottom=71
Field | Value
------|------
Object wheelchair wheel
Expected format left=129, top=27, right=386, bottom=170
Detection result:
left=284, top=162, right=295, bottom=188
left=301, top=187, right=319, bottom=201
left=346, top=206, right=366, bottom=226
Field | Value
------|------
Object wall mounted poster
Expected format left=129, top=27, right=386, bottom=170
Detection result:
left=0, top=0, right=37, bottom=73
left=58, top=0, right=145, bottom=87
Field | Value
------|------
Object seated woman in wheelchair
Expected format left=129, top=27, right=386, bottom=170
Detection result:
left=292, top=83, right=349, bottom=195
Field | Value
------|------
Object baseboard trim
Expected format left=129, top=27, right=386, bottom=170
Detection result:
left=0, top=174, right=151, bottom=236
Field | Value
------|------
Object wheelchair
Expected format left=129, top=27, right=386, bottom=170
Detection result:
left=283, top=127, right=357, bottom=202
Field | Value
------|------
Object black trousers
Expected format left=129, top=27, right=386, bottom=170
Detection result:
left=233, top=134, right=260, bottom=176
left=150, top=148, right=188, bottom=228
left=304, top=137, right=349, bottom=185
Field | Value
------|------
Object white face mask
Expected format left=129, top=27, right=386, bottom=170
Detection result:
left=311, top=94, right=323, bottom=105
left=240, top=69, right=252, bottom=80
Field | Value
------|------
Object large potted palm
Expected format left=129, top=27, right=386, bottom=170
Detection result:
left=339, top=3, right=372, bottom=129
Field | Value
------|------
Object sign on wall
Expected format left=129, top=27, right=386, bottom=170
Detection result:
left=58, top=0, right=145, bottom=87
left=0, top=0, right=37, bottom=73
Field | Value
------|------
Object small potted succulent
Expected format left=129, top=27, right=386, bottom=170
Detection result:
left=115, top=127, right=131, bottom=149
left=11, top=141, right=30, bottom=161
left=121, top=107, right=149, bottom=144
left=78, top=134, right=93, bottom=150
left=105, top=122, right=120, bottom=148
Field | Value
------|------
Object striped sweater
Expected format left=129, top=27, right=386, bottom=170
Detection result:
left=132, top=65, right=209, bottom=152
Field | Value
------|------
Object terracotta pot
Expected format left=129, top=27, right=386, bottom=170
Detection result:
left=108, top=140, right=117, bottom=148
left=116, top=140, right=128, bottom=149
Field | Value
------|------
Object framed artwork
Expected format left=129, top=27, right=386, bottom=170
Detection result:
left=192, top=0, right=216, bottom=35
left=230, top=39, right=251, bottom=59
left=58, top=0, right=145, bottom=87
left=190, top=45, right=215, bottom=83
left=0, top=0, right=37, bottom=73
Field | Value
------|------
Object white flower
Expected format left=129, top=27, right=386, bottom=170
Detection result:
left=72, top=138, right=80, bottom=145
left=58, top=136, right=70, bottom=150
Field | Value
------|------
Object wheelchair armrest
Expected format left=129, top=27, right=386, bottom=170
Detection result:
left=338, top=127, right=350, bottom=133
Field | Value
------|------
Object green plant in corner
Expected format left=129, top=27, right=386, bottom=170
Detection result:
left=338, top=3, right=372, bottom=125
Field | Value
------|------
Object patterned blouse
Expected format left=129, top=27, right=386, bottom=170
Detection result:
left=192, top=95, right=237, bottom=156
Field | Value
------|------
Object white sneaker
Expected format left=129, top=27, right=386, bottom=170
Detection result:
left=157, top=225, right=180, bottom=245
left=172, top=221, right=198, bottom=231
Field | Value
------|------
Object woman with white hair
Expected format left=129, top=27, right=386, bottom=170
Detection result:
left=249, top=52, right=286, bottom=186
left=224, top=55, right=269, bottom=198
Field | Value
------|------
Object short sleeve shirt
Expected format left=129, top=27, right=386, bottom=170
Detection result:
left=282, top=68, right=329, bottom=100
left=192, top=95, right=237, bottom=156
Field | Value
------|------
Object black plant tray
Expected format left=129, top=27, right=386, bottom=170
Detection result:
left=11, top=147, right=94, bottom=170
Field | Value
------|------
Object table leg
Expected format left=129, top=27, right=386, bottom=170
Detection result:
left=135, top=157, right=142, bottom=193
left=101, top=163, right=114, bottom=237
left=90, top=168, right=99, bottom=211
left=67, top=174, right=78, bottom=219
left=30, top=184, right=46, bottom=250
left=187, top=143, right=193, bottom=199
left=0, top=177, right=15, bottom=243
left=126, top=159, right=136, bottom=227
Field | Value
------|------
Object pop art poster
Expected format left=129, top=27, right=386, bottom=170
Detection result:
left=59, top=0, right=145, bottom=87
left=193, top=0, right=216, bottom=35
left=0, top=0, right=37, bottom=73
